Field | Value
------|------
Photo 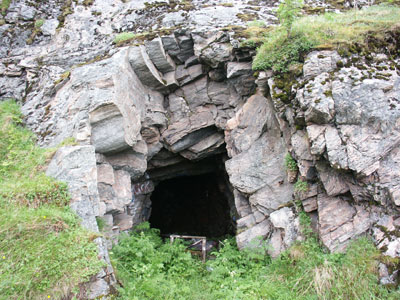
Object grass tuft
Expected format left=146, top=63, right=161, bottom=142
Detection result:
left=114, top=32, right=136, bottom=44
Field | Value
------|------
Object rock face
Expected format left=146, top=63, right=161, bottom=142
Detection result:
left=2, top=0, right=400, bottom=297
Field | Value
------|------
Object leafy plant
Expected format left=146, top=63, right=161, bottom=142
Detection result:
left=111, top=222, right=400, bottom=300
left=34, top=19, right=44, bottom=29
left=276, top=0, right=303, bottom=36
left=294, top=179, right=308, bottom=192
left=284, top=153, right=298, bottom=171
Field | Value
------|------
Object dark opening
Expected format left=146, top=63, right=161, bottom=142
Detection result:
left=149, top=173, right=234, bottom=237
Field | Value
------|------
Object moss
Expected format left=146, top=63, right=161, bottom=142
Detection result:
left=82, top=0, right=94, bottom=6
left=272, top=71, right=299, bottom=104
left=336, top=60, right=344, bottom=68
left=220, top=3, right=234, bottom=7
left=302, top=5, right=325, bottom=15
left=57, top=0, right=74, bottom=29
left=323, top=90, right=333, bottom=97
left=236, top=13, right=258, bottom=22
left=245, top=5, right=261, bottom=11
left=54, top=71, right=71, bottom=85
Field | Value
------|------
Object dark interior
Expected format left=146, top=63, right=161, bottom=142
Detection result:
left=149, top=173, right=235, bottom=237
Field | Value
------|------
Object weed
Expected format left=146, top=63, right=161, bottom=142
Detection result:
left=34, top=19, right=44, bottom=29
left=284, top=153, right=298, bottom=171
left=294, top=179, right=308, bottom=192
left=111, top=222, right=400, bottom=299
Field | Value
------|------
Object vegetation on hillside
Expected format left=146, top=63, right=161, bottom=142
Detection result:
left=252, top=4, right=400, bottom=72
left=111, top=221, right=400, bottom=300
left=0, top=100, right=103, bottom=299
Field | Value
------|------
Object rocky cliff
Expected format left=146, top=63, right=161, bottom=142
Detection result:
left=1, top=0, right=400, bottom=298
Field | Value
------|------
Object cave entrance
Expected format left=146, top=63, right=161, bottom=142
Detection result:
left=149, top=172, right=235, bottom=238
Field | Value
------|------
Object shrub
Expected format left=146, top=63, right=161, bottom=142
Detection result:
left=253, top=29, right=315, bottom=72
left=111, top=222, right=400, bottom=299
left=276, top=0, right=303, bottom=35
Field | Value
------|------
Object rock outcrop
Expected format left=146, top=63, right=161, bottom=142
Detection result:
left=2, top=0, right=400, bottom=297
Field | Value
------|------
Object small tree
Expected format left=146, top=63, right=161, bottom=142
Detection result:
left=276, top=0, right=303, bottom=36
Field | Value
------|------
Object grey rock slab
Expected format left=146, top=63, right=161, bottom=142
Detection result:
left=318, top=193, right=370, bottom=252
left=291, top=130, right=313, bottom=161
left=46, top=146, right=100, bottom=232
left=128, top=46, right=166, bottom=91
left=297, top=72, right=335, bottom=124
left=145, top=37, right=176, bottom=74
left=41, top=19, right=59, bottom=36
left=325, top=125, right=348, bottom=169
left=97, top=164, right=115, bottom=186
left=226, top=131, right=289, bottom=195
left=180, top=131, right=225, bottom=160
left=225, top=93, right=278, bottom=156
left=90, top=103, right=131, bottom=154
left=236, top=219, right=271, bottom=250
left=303, top=50, right=340, bottom=80
left=175, top=64, right=204, bottom=86
left=269, top=207, right=299, bottom=256
left=162, top=106, right=216, bottom=152
left=181, top=76, right=210, bottom=109
left=307, top=125, right=327, bottom=156
left=234, top=189, right=252, bottom=219
left=316, top=161, right=350, bottom=196
left=105, top=148, right=147, bottom=181
left=226, top=62, right=253, bottom=79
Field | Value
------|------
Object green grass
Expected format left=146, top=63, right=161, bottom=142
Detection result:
left=114, top=32, right=136, bottom=44
left=1, top=0, right=11, bottom=16
left=0, top=100, right=70, bottom=207
left=0, top=100, right=104, bottom=299
left=253, top=4, right=400, bottom=72
left=112, top=222, right=400, bottom=300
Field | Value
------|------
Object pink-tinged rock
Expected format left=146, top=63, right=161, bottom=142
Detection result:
left=318, top=193, right=370, bottom=252
left=97, top=164, right=115, bottom=185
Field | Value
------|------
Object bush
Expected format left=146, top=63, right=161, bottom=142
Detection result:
left=111, top=222, right=400, bottom=300
left=253, top=29, right=315, bottom=72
